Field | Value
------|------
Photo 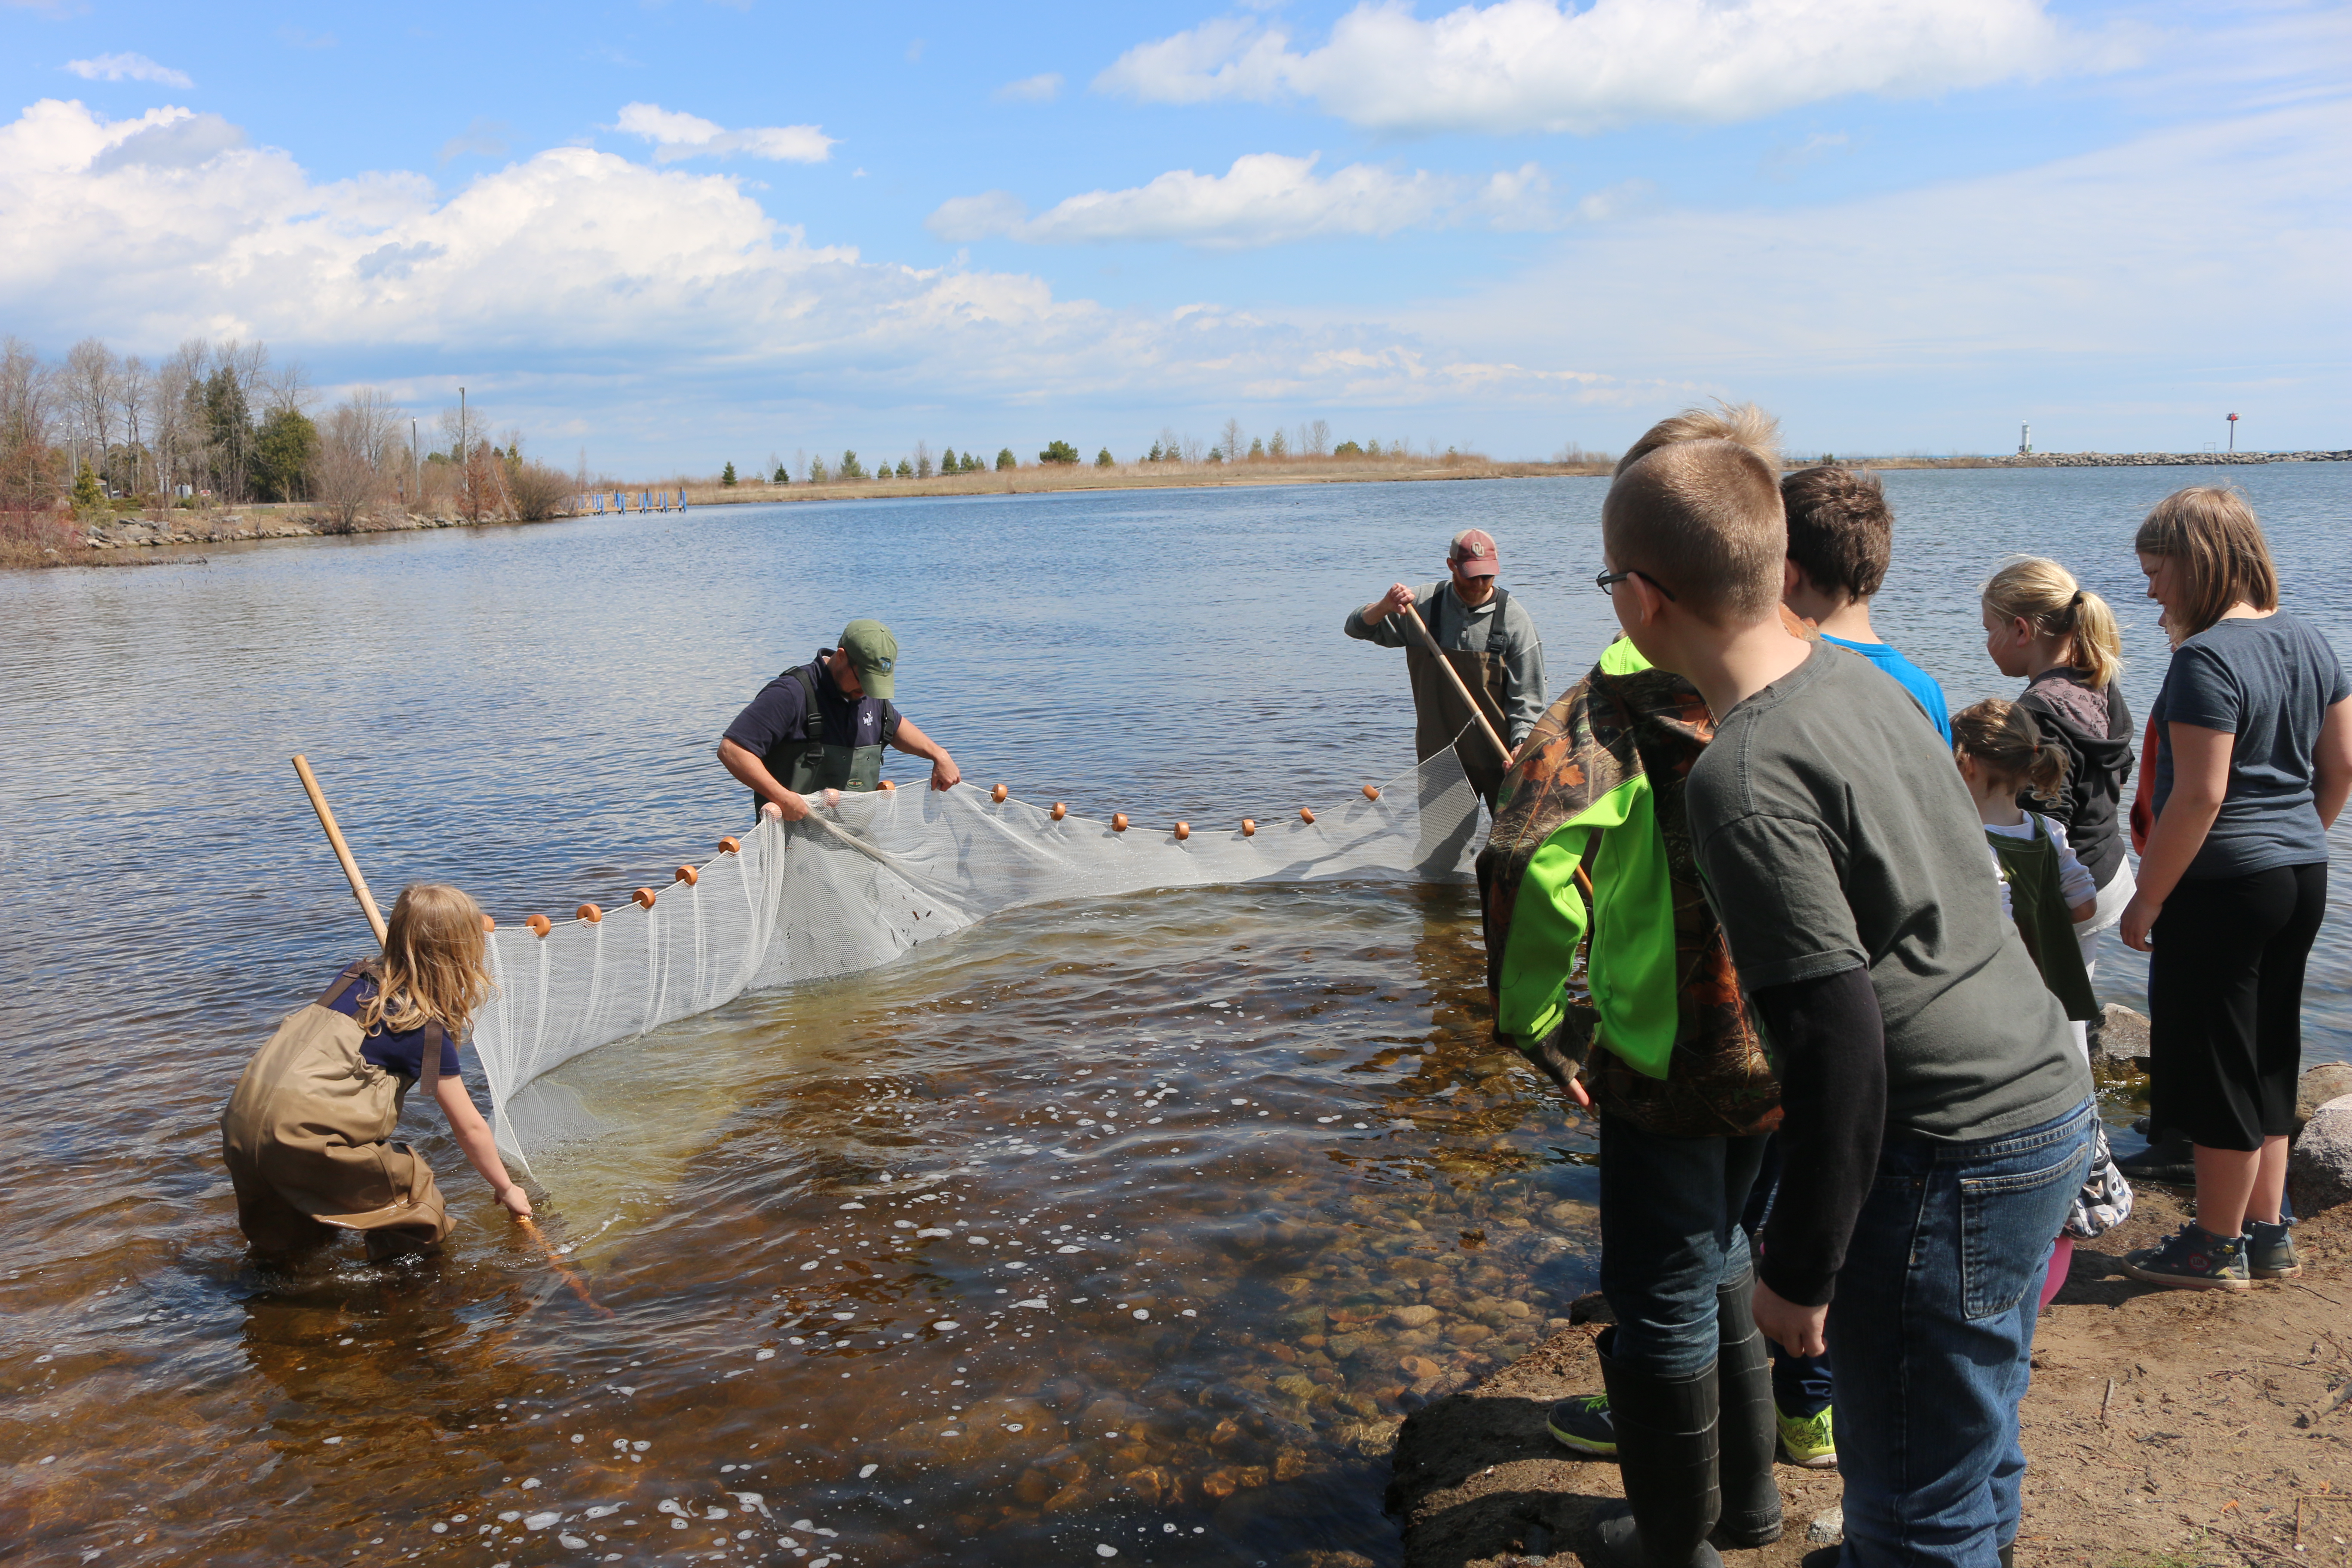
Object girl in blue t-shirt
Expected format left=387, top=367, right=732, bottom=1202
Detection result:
left=2119, top=487, right=2352, bottom=1292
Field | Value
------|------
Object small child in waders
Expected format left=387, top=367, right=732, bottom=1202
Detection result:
left=1953, top=698, right=2133, bottom=1301
left=221, top=883, right=530, bottom=1260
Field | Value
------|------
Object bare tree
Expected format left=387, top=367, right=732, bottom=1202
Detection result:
left=310, top=404, right=385, bottom=533
left=0, top=336, right=55, bottom=503
left=263, top=359, right=314, bottom=417
left=115, top=356, right=153, bottom=498
left=1179, top=432, right=1205, bottom=465
left=913, top=439, right=934, bottom=479
left=334, top=387, right=404, bottom=469
left=1219, top=417, right=1245, bottom=463
left=154, top=339, right=208, bottom=498
left=61, top=338, right=120, bottom=487
left=1306, top=418, right=1331, bottom=457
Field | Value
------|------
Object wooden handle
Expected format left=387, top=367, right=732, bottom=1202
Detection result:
left=291, top=754, right=387, bottom=948
left=1402, top=605, right=1512, bottom=763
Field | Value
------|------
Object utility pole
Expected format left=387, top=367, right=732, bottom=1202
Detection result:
left=410, top=417, right=419, bottom=507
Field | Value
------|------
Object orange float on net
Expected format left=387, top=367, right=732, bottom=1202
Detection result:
left=991, top=783, right=1008, bottom=803
left=1241, top=818, right=1257, bottom=836
left=1363, top=784, right=1381, bottom=801
left=1300, top=807, right=1316, bottom=824
left=1112, top=813, right=1129, bottom=833
left=718, top=836, right=741, bottom=855
left=1173, top=821, right=1190, bottom=841
left=525, top=914, right=552, bottom=939
left=878, top=780, right=897, bottom=791
left=1050, top=802, right=1067, bottom=821
left=576, top=902, right=603, bottom=924
left=480, top=913, right=497, bottom=933
left=632, top=888, right=658, bottom=910
left=675, top=864, right=700, bottom=886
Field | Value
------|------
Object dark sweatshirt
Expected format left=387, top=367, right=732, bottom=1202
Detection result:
left=2015, top=669, right=2135, bottom=892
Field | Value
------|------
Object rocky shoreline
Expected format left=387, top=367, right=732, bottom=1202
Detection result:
left=1974, top=450, right=2350, bottom=469
left=74, top=510, right=534, bottom=551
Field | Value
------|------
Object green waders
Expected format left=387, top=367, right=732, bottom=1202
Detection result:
left=1405, top=585, right=1515, bottom=806
left=772, top=665, right=894, bottom=794
left=1988, top=815, right=2099, bottom=1020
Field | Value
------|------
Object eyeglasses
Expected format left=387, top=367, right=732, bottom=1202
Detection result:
left=1595, top=566, right=1677, bottom=602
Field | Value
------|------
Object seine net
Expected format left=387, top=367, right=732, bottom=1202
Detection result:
left=473, top=743, right=1483, bottom=1172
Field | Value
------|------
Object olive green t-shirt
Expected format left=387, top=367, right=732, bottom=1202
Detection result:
left=1687, top=642, right=2088, bottom=1141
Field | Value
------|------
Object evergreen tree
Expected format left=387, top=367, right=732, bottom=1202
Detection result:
left=940, top=447, right=957, bottom=472
left=72, top=461, right=105, bottom=509
left=773, top=462, right=789, bottom=483
left=721, top=461, right=738, bottom=487
left=995, top=447, right=1016, bottom=471
left=896, top=458, right=913, bottom=478
left=1147, top=441, right=1163, bottom=462
left=1247, top=437, right=1265, bottom=459
left=1095, top=447, right=1114, bottom=468
left=251, top=407, right=319, bottom=502
left=960, top=451, right=979, bottom=473
left=1038, top=439, right=1079, bottom=465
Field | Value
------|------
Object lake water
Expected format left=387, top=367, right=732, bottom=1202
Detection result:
left=1, top=463, right=2344, bottom=1565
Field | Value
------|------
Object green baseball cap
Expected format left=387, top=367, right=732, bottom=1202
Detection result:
left=839, top=619, right=898, bottom=699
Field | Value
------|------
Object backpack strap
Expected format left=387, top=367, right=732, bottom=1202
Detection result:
left=787, top=665, right=825, bottom=744
left=316, top=960, right=371, bottom=1009
left=1486, top=588, right=1512, bottom=656
left=418, top=1020, right=448, bottom=1106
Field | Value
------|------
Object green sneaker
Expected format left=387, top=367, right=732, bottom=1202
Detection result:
left=2242, top=1218, right=2300, bottom=1280
left=1774, top=1405, right=1837, bottom=1469
left=1545, top=1394, right=1616, bottom=1457
left=2121, top=1223, right=2251, bottom=1291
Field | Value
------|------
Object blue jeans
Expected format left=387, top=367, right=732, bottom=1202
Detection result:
left=1830, top=1097, right=2095, bottom=1568
left=1599, top=1112, right=1770, bottom=1377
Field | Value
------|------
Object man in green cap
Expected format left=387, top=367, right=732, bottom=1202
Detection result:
left=717, top=619, right=962, bottom=820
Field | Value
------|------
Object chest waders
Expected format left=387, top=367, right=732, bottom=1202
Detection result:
left=219, top=962, right=453, bottom=1257
left=1406, top=585, right=1514, bottom=805
left=1988, top=818, right=2099, bottom=1021
left=774, top=665, right=894, bottom=794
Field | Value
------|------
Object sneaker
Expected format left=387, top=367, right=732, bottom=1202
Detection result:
left=1546, top=1394, right=1617, bottom=1457
left=2243, top=1218, right=2300, bottom=1280
left=2121, top=1223, right=2251, bottom=1291
left=1774, top=1405, right=1837, bottom=1468
left=2114, top=1132, right=2196, bottom=1185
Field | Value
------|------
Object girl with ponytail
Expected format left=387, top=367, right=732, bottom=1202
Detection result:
left=1980, top=558, right=2139, bottom=980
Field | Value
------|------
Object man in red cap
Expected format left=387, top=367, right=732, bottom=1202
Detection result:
left=1345, top=527, right=1547, bottom=805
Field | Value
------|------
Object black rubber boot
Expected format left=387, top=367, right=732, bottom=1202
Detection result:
left=1592, top=1332, right=1723, bottom=1568
left=1714, top=1272, right=1784, bottom=1547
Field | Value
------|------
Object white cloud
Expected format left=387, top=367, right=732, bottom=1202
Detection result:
left=0, top=98, right=1612, bottom=457
left=928, top=152, right=1575, bottom=247
left=1098, top=0, right=2074, bottom=134
left=64, top=52, right=193, bottom=89
left=994, top=72, right=1064, bottom=104
left=614, top=102, right=836, bottom=163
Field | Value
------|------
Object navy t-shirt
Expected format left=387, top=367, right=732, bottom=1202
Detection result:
left=326, top=972, right=462, bottom=1082
left=723, top=652, right=901, bottom=784
left=2152, top=609, right=2348, bottom=880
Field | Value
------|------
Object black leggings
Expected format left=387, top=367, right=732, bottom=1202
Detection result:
left=2148, top=862, right=2328, bottom=1152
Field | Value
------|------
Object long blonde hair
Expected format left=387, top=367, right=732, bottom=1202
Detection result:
left=358, top=883, right=493, bottom=1038
left=2134, top=485, right=2278, bottom=643
left=1952, top=698, right=2068, bottom=797
left=1981, top=556, right=2124, bottom=689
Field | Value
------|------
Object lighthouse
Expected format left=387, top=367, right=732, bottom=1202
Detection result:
left=2019, top=422, right=2033, bottom=456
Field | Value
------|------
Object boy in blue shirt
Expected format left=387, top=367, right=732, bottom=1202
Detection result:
left=1779, top=467, right=1951, bottom=743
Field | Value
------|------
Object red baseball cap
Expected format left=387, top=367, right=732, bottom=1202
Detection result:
left=1449, top=528, right=1500, bottom=577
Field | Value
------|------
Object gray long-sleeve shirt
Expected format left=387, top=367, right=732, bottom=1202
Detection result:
left=1343, top=580, right=1548, bottom=744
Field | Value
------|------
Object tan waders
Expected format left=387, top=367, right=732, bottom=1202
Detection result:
left=1406, top=585, right=1516, bottom=806
left=220, top=963, right=452, bottom=1260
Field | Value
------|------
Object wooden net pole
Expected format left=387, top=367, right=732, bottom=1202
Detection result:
left=292, top=754, right=387, bottom=947
left=1401, top=604, right=1512, bottom=764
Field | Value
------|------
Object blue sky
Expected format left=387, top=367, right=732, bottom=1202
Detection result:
left=2, top=0, right=2344, bottom=473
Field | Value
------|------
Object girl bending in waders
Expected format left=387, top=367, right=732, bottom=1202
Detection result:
left=221, top=882, right=530, bottom=1260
